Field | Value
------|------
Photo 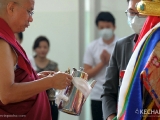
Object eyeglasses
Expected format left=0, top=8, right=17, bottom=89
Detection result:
left=14, top=2, right=34, bottom=17
left=125, top=9, right=146, bottom=18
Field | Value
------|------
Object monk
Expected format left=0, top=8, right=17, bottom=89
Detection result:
left=0, top=0, right=72, bottom=120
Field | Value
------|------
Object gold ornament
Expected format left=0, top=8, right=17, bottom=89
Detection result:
left=136, top=0, right=160, bottom=16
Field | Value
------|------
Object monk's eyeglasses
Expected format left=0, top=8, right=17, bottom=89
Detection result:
left=13, top=2, right=34, bottom=17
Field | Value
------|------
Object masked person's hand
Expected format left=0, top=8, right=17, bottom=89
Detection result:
left=100, top=50, right=107, bottom=64
left=100, top=50, right=110, bottom=65
left=103, top=50, right=111, bottom=64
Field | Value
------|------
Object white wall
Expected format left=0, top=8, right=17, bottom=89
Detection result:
left=22, top=0, right=79, bottom=120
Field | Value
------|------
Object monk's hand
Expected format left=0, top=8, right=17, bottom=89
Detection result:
left=50, top=72, right=72, bottom=90
left=37, top=71, right=56, bottom=79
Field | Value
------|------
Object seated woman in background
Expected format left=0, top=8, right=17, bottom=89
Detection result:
left=33, top=36, right=59, bottom=120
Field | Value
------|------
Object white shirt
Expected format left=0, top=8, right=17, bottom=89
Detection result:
left=83, top=36, right=118, bottom=100
left=28, top=56, right=37, bottom=71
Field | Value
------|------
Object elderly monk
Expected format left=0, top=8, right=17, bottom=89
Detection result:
left=0, top=0, right=72, bottom=120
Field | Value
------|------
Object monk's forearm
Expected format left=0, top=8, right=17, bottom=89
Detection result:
left=2, top=77, right=52, bottom=105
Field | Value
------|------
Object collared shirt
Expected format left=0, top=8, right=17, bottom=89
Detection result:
left=83, top=36, right=118, bottom=100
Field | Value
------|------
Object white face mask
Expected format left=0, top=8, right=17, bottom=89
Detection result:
left=99, top=28, right=114, bottom=40
left=128, top=15, right=147, bottom=34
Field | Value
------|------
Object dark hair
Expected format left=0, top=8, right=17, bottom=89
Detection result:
left=33, top=36, right=50, bottom=50
left=18, top=32, right=23, bottom=42
left=127, top=0, right=130, bottom=2
left=95, top=12, right=115, bottom=26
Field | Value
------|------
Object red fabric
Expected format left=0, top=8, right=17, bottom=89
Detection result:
left=119, top=112, right=125, bottom=120
left=119, top=70, right=125, bottom=79
left=0, top=18, right=51, bottom=120
left=0, top=18, right=33, bottom=76
left=134, top=16, right=160, bottom=50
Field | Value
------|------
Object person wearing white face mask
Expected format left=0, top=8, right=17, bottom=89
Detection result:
left=83, top=12, right=118, bottom=120
left=99, top=28, right=115, bottom=41
left=126, top=9, right=147, bottom=34
left=101, top=0, right=147, bottom=120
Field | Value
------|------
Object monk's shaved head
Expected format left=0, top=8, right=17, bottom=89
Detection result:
left=0, top=0, right=35, bottom=33
left=0, top=0, right=24, bottom=3
left=0, top=0, right=9, bottom=8
left=0, top=0, right=10, bottom=4
left=0, top=0, right=32, bottom=15
left=0, top=0, right=14, bottom=10
left=0, top=0, right=26, bottom=9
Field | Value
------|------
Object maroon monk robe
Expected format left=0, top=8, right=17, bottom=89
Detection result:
left=0, top=18, right=52, bottom=120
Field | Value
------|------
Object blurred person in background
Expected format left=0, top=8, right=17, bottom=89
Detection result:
left=14, top=32, right=37, bottom=70
left=14, top=32, right=23, bottom=44
left=83, top=12, right=118, bottom=120
left=33, top=36, right=59, bottom=120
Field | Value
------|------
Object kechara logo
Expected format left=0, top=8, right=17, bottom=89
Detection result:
left=135, top=108, right=160, bottom=115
